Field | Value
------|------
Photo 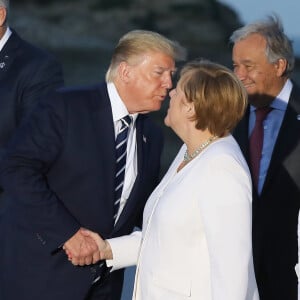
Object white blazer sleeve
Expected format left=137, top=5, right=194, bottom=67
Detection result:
left=297, top=209, right=300, bottom=299
left=106, top=230, right=142, bottom=270
left=200, top=154, right=254, bottom=300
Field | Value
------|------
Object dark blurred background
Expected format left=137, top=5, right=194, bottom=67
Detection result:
left=9, top=0, right=300, bottom=173
left=8, top=0, right=300, bottom=173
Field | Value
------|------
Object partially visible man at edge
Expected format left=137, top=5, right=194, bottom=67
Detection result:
left=0, top=29, right=186, bottom=300
left=0, top=0, right=64, bottom=213
left=230, top=15, right=300, bottom=300
left=0, top=0, right=64, bottom=158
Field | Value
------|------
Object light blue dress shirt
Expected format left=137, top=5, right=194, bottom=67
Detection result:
left=249, top=79, right=293, bottom=194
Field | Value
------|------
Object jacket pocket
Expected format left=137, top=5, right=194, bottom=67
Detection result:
left=152, top=271, right=191, bottom=297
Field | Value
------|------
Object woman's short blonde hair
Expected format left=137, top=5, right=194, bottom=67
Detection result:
left=105, top=30, right=186, bottom=82
left=179, top=59, right=248, bottom=137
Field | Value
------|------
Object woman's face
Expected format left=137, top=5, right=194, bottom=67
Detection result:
left=164, top=83, right=191, bottom=132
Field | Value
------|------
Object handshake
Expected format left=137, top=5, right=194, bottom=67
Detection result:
left=63, top=228, right=112, bottom=266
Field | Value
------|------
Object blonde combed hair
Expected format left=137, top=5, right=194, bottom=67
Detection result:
left=105, top=30, right=186, bottom=82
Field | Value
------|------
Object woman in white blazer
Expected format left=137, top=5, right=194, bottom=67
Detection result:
left=77, top=60, right=259, bottom=300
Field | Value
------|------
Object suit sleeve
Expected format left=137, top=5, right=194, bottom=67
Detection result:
left=0, top=94, right=80, bottom=253
left=17, top=55, right=64, bottom=125
left=200, top=154, right=255, bottom=300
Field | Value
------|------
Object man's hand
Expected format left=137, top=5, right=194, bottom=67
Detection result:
left=63, top=228, right=101, bottom=266
left=80, top=228, right=113, bottom=261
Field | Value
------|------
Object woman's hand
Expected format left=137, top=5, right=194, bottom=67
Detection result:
left=80, top=228, right=113, bottom=261
left=63, top=227, right=101, bottom=266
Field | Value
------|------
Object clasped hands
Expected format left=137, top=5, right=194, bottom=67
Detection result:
left=63, top=228, right=112, bottom=266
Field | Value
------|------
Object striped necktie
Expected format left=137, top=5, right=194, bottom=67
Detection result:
left=114, top=115, right=132, bottom=221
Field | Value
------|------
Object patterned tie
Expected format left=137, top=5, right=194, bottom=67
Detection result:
left=249, top=107, right=272, bottom=190
left=114, top=115, right=132, bottom=221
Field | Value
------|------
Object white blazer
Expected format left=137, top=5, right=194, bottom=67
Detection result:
left=108, top=135, right=259, bottom=300
left=297, top=209, right=300, bottom=299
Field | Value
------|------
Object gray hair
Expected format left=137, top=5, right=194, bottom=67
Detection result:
left=230, top=15, right=294, bottom=76
left=0, top=0, right=9, bottom=10
left=0, top=0, right=9, bottom=23
left=106, top=30, right=187, bottom=82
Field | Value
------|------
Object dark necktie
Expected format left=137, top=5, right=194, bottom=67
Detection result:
left=114, top=115, right=132, bottom=221
left=249, top=107, right=272, bottom=190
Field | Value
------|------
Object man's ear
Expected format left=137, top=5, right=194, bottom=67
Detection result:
left=275, top=58, right=288, bottom=77
left=117, top=62, right=132, bottom=84
left=0, top=7, right=7, bottom=27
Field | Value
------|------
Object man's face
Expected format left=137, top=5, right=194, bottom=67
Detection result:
left=123, top=51, right=176, bottom=114
left=232, top=33, right=284, bottom=107
left=0, top=6, right=7, bottom=38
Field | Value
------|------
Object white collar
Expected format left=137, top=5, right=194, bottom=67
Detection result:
left=107, top=82, right=138, bottom=122
left=0, top=26, right=12, bottom=52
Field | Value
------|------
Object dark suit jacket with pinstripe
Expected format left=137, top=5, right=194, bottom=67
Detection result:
left=233, top=82, right=300, bottom=300
left=0, top=83, right=163, bottom=300
left=0, top=29, right=64, bottom=161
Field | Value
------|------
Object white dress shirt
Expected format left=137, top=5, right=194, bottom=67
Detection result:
left=107, top=82, right=138, bottom=221
left=0, top=26, right=11, bottom=51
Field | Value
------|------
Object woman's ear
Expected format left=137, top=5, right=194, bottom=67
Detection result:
left=185, top=102, right=195, bottom=117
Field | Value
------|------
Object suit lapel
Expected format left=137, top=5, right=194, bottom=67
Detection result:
left=233, top=107, right=251, bottom=162
left=233, top=107, right=261, bottom=199
left=91, top=84, right=116, bottom=225
left=0, top=30, right=20, bottom=80
left=262, top=85, right=300, bottom=194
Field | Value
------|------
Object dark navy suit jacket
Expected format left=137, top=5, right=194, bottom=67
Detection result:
left=233, top=82, right=300, bottom=300
left=0, top=29, right=64, bottom=161
left=0, top=83, right=163, bottom=300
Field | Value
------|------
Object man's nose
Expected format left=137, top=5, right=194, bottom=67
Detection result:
left=162, top=74, right=173, bottom=89
left=235, top=66, right=247, bottom=81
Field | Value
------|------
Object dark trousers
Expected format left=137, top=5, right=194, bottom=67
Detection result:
left=85, top=269, right=125, bottom=300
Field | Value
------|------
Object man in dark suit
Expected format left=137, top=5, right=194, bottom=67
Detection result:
left=0, top=29, right=186, bottom=300
left=0, top=0, right=64, bottom=163
left=230, top=15, right=300, bottom=300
